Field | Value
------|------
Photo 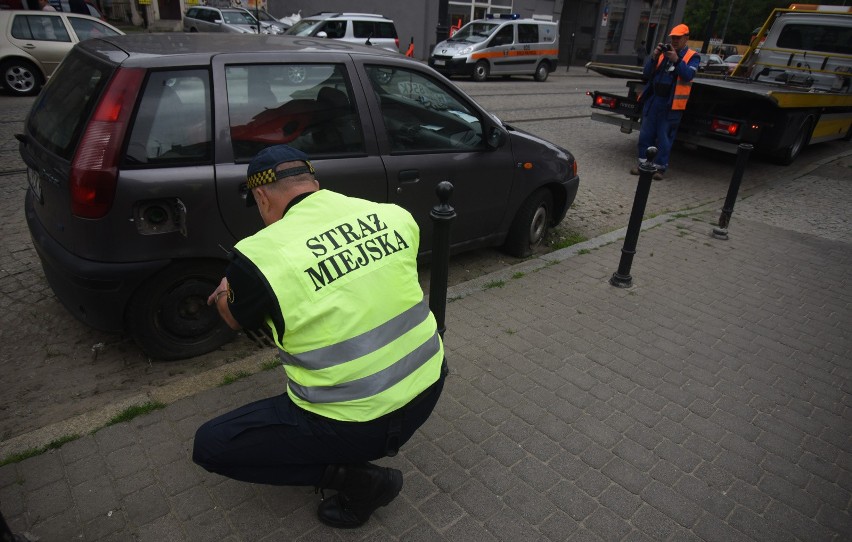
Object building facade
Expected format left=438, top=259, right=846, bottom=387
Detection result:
left=125, top=0, right=686, bottom=65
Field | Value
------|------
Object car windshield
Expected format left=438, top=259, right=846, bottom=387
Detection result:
left=256, top=10, right=275, bottom=22
left=725, top=55, right=742, bottom=63
left=448, top=22, right=500, bottom=43
left=286, top=19, right=324, bottom=36
left=242, top=9, right=274, bottom=22
left=222, top=11, right=255, bottom=25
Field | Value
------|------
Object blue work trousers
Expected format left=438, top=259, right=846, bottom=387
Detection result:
left=637, top=96, right=683, bottom=171
left=192, top=373, right=444, bottom=486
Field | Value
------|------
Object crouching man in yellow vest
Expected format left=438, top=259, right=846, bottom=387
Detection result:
left=193, top=144, right=446, bottom=529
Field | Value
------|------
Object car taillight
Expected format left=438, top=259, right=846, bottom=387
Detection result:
left=395, top=37, right=399, bottom=50
left=594, top=95, right=618, bottom=109
left=70, top=68, right=145, bottom=219
left=710, top=118, right=740, bottom=136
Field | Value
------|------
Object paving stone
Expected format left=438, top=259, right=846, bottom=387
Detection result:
left=4, top=152, right=852, bottom=541
left=546, top=481, right=598, bottom=522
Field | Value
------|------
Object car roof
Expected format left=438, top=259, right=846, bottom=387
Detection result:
left=303, top=12, right=393, bottom=21
left=0, top=9, right=102, bottom=21
left=78, top=33, right=401, bottom=65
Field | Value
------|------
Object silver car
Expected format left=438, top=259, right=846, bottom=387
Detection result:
left=238, top=7, right=289, bottom=35
left=183, top=6, right=259, bottom=34
left=0, top=9, right=122, bottom=96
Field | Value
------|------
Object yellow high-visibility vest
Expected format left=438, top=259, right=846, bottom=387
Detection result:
left=235, top=190, right=443, bottom=421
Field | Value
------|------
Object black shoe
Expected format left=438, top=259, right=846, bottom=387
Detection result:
left=317, top=464, right=403, bottom=528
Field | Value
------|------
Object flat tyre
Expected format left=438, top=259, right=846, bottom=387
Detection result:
left=126, top=261, right=235, bottom=361
left=503, top=188, right=554, bottom=258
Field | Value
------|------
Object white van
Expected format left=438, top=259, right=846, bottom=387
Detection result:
left=429, top=14, right=559, bottom=82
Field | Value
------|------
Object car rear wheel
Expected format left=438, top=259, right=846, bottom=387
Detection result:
left=534, top=61, right=549, bottom=82
left=503, top=188, right=554, bottom=258
left=472, top=60, right=489, bottom=82
left=126, top=260, right=235, bottom=361
left=2, top=59, right=42, bottom=97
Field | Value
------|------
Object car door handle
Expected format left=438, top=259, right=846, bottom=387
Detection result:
left=398, top=170, right=420, bottom=184
left=23, top=44, right=36, bottom=49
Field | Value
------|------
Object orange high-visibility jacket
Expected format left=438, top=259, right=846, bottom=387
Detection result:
left=655, top=48, right=697, bottom=110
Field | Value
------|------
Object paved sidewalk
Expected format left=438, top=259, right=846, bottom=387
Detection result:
left=1, top=158, right=850, bottom=541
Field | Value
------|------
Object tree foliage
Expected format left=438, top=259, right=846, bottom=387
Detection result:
left=683, top=0, right=851, bottom=44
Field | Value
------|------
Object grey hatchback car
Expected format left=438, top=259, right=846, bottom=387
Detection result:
left=183, top=6, right=259, bottom=34
left=19, top=33, right=579, bottom=360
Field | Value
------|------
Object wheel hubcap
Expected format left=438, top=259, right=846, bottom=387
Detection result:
left=5, top=66, right=34, bottom=93
left=529, top=206, right=547, bottom=245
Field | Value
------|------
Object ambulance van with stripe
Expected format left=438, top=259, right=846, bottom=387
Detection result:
left=429, top=14, right=559, bottom=82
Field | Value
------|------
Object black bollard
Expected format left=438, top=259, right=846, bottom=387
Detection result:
left=712, top=143, right=754, bottom=240
left=610, top=147, right=658, bottom=288
left=429, top=181, right=455, bottom=337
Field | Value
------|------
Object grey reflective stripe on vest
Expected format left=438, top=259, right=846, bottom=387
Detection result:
left=287, top=331, right=441, bottom=403
left=279, top=301, right=431, bottom=370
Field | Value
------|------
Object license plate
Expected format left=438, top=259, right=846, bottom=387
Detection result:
left=27, top=167, right=43, bottom=203
left=434, top=59, right=445, bottom=66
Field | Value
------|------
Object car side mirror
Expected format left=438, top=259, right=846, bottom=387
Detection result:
left=486, top=125, right=507, bottom=149
left=316, top=31, right=328, bottom=38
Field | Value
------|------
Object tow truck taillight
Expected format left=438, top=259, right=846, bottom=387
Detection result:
left=594, top=95, right=618, bottom=109
left=711, top=118, right=740, bottom=136
left=70, top=68, right=144, bottom=219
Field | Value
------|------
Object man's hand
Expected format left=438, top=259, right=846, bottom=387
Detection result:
left=207, top=276, right=242, bottom=330
left=664, top=48, right=679, bottom=63
left=208, top=277, right=229, bottom=306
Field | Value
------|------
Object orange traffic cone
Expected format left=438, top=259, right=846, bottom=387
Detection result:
left=405, top=37, right=414, bottom=57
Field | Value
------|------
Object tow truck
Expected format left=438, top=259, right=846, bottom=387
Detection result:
left=586, top=4, right=852, bottom=164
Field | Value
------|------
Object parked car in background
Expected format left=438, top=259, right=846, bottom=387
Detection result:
left=697, top=53, right=728, bottom=74
left=285, top=12, right=399, bottom=52
left=183, top=6, right=259, bottom=34
left=0, top=9, right=122, bottom=96
left=19, top=33, right=579, bottom=360
left=48, top=0, right=107, bottom=21
left=429, top=14, right=559, bottom=82
left=238, top=7, right=289, bottom=34
left=723, top=54, right=743, bottom=74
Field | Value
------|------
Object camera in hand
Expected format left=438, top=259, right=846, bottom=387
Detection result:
left=660, top=43, right=672, bottom=52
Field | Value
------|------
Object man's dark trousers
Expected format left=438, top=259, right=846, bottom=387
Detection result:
left=192, top=374, right=444, bottom=486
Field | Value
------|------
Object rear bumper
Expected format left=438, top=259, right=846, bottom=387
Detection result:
left=25, top=190, right=170, bottom=332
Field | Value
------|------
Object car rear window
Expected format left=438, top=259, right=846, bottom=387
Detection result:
left=124, top=70, right=212, bottom=166
left=26, top=50, right=113, bottom=160
left=353, top=21, right=397, bottom=39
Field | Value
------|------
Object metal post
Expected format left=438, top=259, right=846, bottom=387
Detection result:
left=701, top=0, right=721, bottom=54
left=713, top=143, right=753, bottom=240
left=610, top=147, right=658, bottom=288
left=436, top=0, right=450, bottom=48
left=429, top=181, right=455, bottom=337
